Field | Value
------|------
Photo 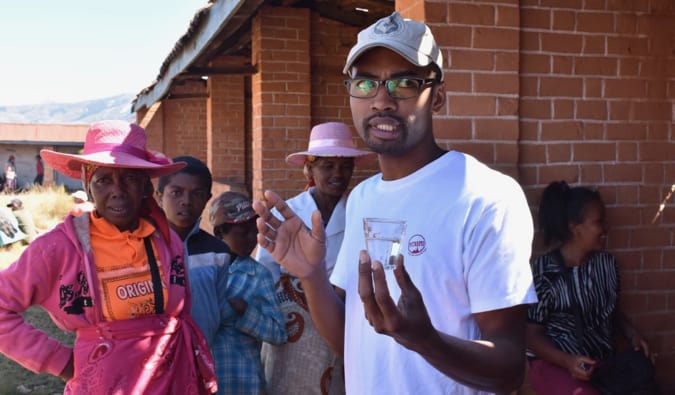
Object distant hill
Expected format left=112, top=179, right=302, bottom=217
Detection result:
left=0, top=93, right=135, bottom=124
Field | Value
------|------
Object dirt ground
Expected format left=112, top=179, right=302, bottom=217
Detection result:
left=0, top=307, right=73, bottom=395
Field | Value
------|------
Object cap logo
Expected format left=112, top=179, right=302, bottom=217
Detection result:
left=234, top=201, right=251, bottom=213
left=373, top=16, right=400, bottom=35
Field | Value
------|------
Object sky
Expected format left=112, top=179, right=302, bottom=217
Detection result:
left=0, top=0, right=207, bottom=106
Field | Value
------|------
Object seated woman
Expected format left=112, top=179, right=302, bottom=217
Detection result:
left=526, top=181, right=656, bottom=395
left=0, top=120, right=217, bottom=394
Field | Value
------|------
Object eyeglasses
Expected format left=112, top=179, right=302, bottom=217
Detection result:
left=343, top=77, right=437, bottom=99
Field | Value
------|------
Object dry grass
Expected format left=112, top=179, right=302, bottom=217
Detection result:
left=1, top=185, right=73, bottom=268
left=0, top=186, right=75, bottom=394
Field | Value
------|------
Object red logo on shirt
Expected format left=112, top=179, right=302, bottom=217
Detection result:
left=408, top=234, right=426, bottom=256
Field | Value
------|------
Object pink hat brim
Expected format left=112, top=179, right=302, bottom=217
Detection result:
left=40, top=149, right=185, bottom=180
left=286, top=147, right=374, bottom=165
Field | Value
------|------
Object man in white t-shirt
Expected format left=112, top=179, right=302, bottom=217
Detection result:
left=253, top=12, right=537, bottom=395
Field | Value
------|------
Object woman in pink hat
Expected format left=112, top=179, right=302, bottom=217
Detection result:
left=256, top=122, right=372, bottom=395
left=0, top=120, right=217, bottom=394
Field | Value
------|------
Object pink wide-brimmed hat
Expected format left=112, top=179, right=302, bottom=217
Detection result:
left=286, top=122, right=373, bottom=165
left=40, top=120, right=185, bottom=180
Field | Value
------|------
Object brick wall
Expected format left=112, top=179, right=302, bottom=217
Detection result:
left=516, top=1, right=675, bottom=389
left=206, top=68, right=247, bottom=185
left=251, top=7, right=313, bottom=200
left=161, top=79, right=208, bottom=160
left=138, top=102, right=165, bottom=152
left=411, top=0, right=523, bottom=180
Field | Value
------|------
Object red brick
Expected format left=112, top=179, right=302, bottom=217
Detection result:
left=636, top=271, right=675, bottom=290
left=541, top=32, right=583, bottom=53
left=647, top=80, right=668, bottom=98
left=619, top=58, right=640, bottom=77
left=608, top=101, right=633, bottom=121
left=615, top=14, right=638, bottom=34
left=541, top=121, right=582, bottom=140
left=448, top=3, right=495, bottom=26
left=573, top=142, right=616, bottom=161
left=615, top=184, right=640, bottom=205
left=553, top=99, right=575, bottom=119
left=640, top=142, right=675, bottom=161
left=584, top=78, right=603, bottom=97
left=540, top=77, right=583, bottom=97
left=495, top=143, right=519, bottom=164
left=619, top=291, right=648, bottom=311
left=432, top=119, right=472, bottom=140
left=450, top=50, right=494, bottom=71
left=519, top=165, right=538, bottom=186
left=473, top=27, right=519, bottom=50
left=520, top=143, right=546, bottom=163
left=434, top=25, right=472, bottom=48
left=584, top=0, right=606, bottom=10
left=474, top=119, right=518, bottom=140
left=496, top=5, right=519, bottom=28
left=539, top=164, right=581, bottom=184
left=575, top=57, right=618, bottom=76
left=552, top=10, right=575, bottom=31
left=450, top=95, right=496, bottom=116
left=639, top=185, right=664, bottom=208
left=664, top=164, right=675, bottom=184
left=520, top=120, right=539, bottom=141
left=606, top=123, right=647, bottom=140
left=424, top=1, right=448, bottom=23
left=521, top=8, right=550, bottom=30
left=604, top=163, right=642, bottom=182
left=608, top=36, right=650, bottom=56
left=582, top=36, right=605, bottom=54
left=498, top=97, right=519, bottom=116
left=578, top=11, right=614, bottom=33
left=648, top=123, right=670, bottom=140
left=552, top=55, right=574, bottom=74
left=547, top=143, right=572, bottom=163
left=475, top=73, right=518, bottom=94
left=663, top=249, right=675, bottom=269
left=609, top=206, right=642, bottom=227
left=521, top=31, right=540, bottom=52
left=452, top=142, right=494, bottom=164
left=541, top=0, right=582, bottom=8
left=576, top=100, right=608, bottom=120
left=643, top=163, right=665, bottom=183
left=583, top=121, right=605, bottom=139
left=633, top=102, right=671, bottom=121
left=521, top=54, right=550, bottom=74
left=605, top=79, right=648, bottom=98
left=495, top=52, right=519, bottom=71
left=521, top=99, right=552, bottom=119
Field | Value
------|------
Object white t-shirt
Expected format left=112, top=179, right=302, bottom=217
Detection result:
left=330, top=151, right=537, bottom=395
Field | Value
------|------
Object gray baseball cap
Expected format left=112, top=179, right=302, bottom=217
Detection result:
left=343, top=12, right=444, bottom=80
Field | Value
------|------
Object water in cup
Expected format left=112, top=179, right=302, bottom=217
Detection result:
left=363, top=218, right=406, bottom=270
